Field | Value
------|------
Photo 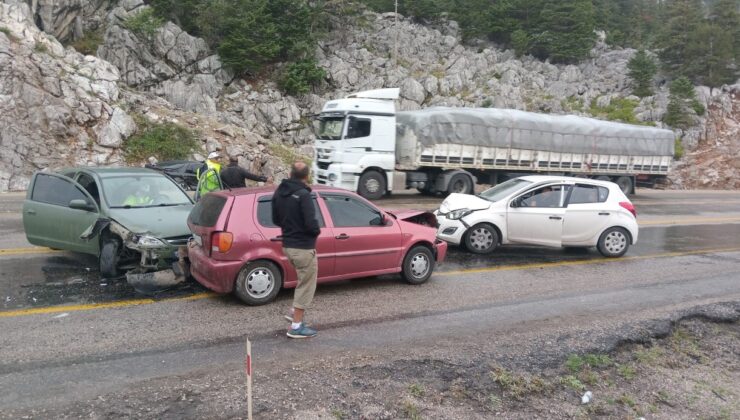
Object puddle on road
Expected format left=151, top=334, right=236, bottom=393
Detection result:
left=1, top=253, right=205, bottom=311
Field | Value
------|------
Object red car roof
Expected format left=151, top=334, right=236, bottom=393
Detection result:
left=210, top=184, right=348, bottom=198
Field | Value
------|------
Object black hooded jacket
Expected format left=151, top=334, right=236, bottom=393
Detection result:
left=271, top=179, right=320, bottom=249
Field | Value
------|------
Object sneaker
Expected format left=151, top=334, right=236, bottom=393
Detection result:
left=287, top=323, right=317, bottom=339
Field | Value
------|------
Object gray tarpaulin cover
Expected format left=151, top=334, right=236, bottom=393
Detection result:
left=396, top=107, right=675, bottom=156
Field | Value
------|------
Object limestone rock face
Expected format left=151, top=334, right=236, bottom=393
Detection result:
left=24, top=0, right=115, bottom=41
left=0, top=0, right=128, bottom=190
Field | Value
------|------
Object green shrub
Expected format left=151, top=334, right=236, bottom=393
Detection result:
left=34, top=42, right=49, bottom=54
left=589, top=98, right=641, bottom=124
left=481, top=98, right=493, bottom=108
left=279, top=59, right=326, bottom=95
left=70, top=30, right=103, bottom=56
left=123, top=8, right=164, bottom=39
left=674, top=137, right=685, bottom=160
left=0, top=26, right=10, bottom=36
left=124, top=119, right=199, bottom=162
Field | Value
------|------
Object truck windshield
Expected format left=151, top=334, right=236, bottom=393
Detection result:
left=478, top=178, right=532, bottom=202
left=314, top=117, right=344, bottom=140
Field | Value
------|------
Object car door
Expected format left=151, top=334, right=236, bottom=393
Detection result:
left=562, top=183, right=612, bottom=245
left=506, top=184, right=570, bottom=247
left=254, top=193, right=335, bottom=280
left=321, top=193, right=403, bottom=277
left=23, top=172, right=101, bottom=254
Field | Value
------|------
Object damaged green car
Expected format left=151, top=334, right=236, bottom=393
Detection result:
left=23, top=168, right=194, bottom=283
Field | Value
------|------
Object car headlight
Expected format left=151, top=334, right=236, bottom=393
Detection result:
left=328, top=173, right=338, bottom=182
left=132, top=234, right=167, bottom=248
left=447, top=209, right=473, bottom=220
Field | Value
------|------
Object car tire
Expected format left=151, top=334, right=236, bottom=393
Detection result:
left=447, top=173, right=473, bottom=195
left=100, top=239, right=122, bottom=278
left=401, top=246, right=435, bottom=285
left=358, top=170, right=386, bottom=200
left=615, top=176, right=633, bottom=195
left=234, top=261, right=282, bottom=305
left=463, top=223, right=499, bottom=254
left=597, top=227, right=630, bottom=258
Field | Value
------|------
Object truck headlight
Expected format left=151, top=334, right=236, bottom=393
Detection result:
left=328, top=173, right=338, bottom=182
left=132, top=235, right=167, bottom=248
left=447, top=209, right=472, bottom=220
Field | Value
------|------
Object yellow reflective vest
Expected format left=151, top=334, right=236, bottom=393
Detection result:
left=197, top=160, right=222, bottom=197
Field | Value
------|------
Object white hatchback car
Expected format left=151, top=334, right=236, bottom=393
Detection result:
left=435, top=176, right=638, bottom=257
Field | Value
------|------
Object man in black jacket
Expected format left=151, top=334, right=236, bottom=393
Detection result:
left=272, top=161, right=320, bottom=338
left=220, top=156, right=272, bottom=188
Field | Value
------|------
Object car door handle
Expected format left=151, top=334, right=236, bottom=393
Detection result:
left=26, top=209, right=36, bottom=215
left=335, top=234, right=350, bottom=240
left=270, top=236, right=283, bottom=242
left=549, top=216, right=562, bottom=220
left=599, top=212, right=610, bottom=216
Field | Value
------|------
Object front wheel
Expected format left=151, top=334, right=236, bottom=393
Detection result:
left=597, top=227, right=630, bottom=258
left=100, top=239, right=122, bottom=278
left=401, top=246, right=435, bottom=285
left=358, top=170, right=386, bottom=200
left=234, top=261, right=282, bottom=305
left=463, top=223, right=499, bottom=254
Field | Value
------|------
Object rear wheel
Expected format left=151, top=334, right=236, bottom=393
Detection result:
left=615, top=176, right=633, bottom=195
left=464, top=223, right=499, bottom=254
left=234, top=261, right=282, bottom=305
left=358, top=170, right=386, bottom=200
left=100, top=239, right=121, bottom=278
left=401, top=246, right=435, bottom=285
left=597, top=227, right=630, bottom=258
left=447, top=173, right=473, bottom=195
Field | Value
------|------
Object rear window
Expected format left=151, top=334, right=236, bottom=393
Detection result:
left=569, top=185, right=609, bottom=204
left=189, top=195, right=227, bottom=227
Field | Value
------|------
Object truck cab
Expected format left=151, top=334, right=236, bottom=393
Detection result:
left=313, top=88, right=399, bottom=199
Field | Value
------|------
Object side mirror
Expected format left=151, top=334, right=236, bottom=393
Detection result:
left=510, top=199, right=519, bottom=208
left=370, top=212, right=387, bottom=226
left=69, top=199, right=95, bottom=212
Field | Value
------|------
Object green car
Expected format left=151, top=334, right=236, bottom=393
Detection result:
left=23, top=168, right=194, bottom=278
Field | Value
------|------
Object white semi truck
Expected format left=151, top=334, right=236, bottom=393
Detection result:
left=312, top=88, right=675, bottom=200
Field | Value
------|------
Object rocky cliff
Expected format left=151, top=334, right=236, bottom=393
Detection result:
left=1, top=0, right=738, bottom=192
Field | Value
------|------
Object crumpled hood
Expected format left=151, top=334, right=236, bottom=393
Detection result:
left=384, top=209, right=429, bottom=220
left=438, top=193, right=490, bottom=213
left=108, top=205, right=193, bottom=239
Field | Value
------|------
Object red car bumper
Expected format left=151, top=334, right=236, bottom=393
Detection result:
left=434, top=239, right=448, bottom=263
left=188, top=243, right=243, bottom=294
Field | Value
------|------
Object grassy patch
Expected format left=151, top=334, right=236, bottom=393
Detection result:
left=618, top=393, right=637, bottom=408
left=330, top=408, right=346, bottom=420
left=617, top=364, right=637, bottom=381
left=562, top=96, right=584, bottom=112
left=487, top=394, right=501, bottom=411
left=481, top=98, right=493, bottom=108
left=635, top=345, right=665, bottom=364
left=589, top=97, right=643, bottom=124
left=674, top=137, right=684, bottom=160
left=124, top=117, right=199, bottom=162
left=34, top=42, right=49, bottom=54
left=268, top=143, right=311, bottom=167
left=408, top=383, right=425, bottom=397
left=566, top=353, right=612, bottom=373
left=491, top=366, right=550, bottom=399
left=559, top=375, right=586, bottom=391
left=401, top=400, right=421, bottom=420
left=0, top=26, right=11, bottom=37
left=123, top=8, right=163, bottom=39
left=70, top=30, right=103, bottom=56
left=431, top=68, right=445, bottom=79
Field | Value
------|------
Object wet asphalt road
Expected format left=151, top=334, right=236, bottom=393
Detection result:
left=0, top=189, right=739, bottom=417
left=1, top=189, right=740, bottom=310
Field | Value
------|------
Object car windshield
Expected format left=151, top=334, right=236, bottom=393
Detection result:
left=103, top=175, right=192, bottom=208
left=478, top=178, right=533, bottom=202
left=313, top=117, right=344, bottom=140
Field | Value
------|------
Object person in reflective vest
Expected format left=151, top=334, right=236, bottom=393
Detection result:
left=123, top=182, right=153, bottom=206
left=196, top=152, right=224, bottom=199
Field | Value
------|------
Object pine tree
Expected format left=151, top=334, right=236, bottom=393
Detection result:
left=664, top=77, right=702, bottom=129
left=627, top=50, right=657, bottom=97
left=534, top=0, right=596, bottom=63
left=657, top=0, right=707, bottom=79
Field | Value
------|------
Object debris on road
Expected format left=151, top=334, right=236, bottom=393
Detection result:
left=53, top=313, right=69, bottom=319
left=581, top=391, right=592, bottom=404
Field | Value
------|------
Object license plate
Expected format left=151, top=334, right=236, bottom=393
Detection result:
left=192, top=234, right=202, bottom=247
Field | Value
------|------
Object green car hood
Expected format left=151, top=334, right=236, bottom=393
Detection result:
left=107, top=205, right=193, bottom=239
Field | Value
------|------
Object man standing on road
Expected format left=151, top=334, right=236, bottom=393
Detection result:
left=220, top=156, right=273, bottom=188
left=196, top=152, right=224, bottom=200
left=272, top=161, right=320, bottom=339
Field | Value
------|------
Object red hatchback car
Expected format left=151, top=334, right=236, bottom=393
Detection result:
left=187, top=186, right=447, bottom=305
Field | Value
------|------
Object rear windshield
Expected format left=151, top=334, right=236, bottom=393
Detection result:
left=189, top=195, right=227, bottom=227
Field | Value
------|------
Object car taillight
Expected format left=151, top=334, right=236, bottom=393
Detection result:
left=211, top=231, right=233, bottom=253
left=619, top=201, right=637, bottom=218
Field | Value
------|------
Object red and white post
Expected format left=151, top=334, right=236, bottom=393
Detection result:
left=246, top=338, right=253, bottom=420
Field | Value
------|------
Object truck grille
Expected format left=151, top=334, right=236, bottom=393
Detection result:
left=317, top=161, right=331, bottom=170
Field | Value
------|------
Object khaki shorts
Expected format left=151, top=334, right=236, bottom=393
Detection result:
left=283, top=247, right=317, bottom=310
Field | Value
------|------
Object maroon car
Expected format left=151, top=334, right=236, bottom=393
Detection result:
left=187, top=186, right=447, bottom=305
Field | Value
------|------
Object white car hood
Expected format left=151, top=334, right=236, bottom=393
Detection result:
left=439, top=193, right=491, bottom=213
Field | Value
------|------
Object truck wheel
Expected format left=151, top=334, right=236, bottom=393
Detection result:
left=615, top=176, right=633, bottom=195
left=234, top=261, right=282, bottom=305
left=100, top=239, right=122, bottom=278
left=447, top=173, right=473, bottom=195
left=358, top=170, right=386, bottom=200
left=401, top=246, right=435, bottom=285
left=464, top=223, right=499, bottom=254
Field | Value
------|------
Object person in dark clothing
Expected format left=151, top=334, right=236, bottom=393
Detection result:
left=272, top=161, right=320, bottom=338
left=220, top=156, right=272, bottom=188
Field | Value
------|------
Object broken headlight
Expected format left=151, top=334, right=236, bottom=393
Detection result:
left=447, top=209, right=473, bottom=220
left=132, top=234, right=167, bottom=248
